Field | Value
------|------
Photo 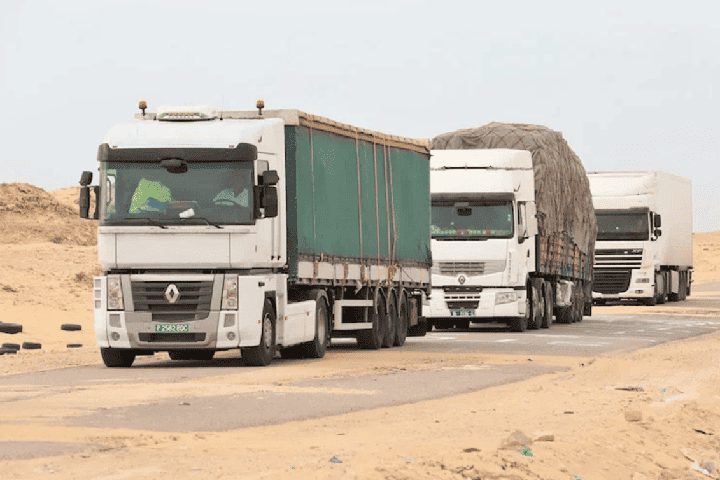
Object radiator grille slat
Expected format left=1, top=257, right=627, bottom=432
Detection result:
left=132, top=281, right=213, bottom=321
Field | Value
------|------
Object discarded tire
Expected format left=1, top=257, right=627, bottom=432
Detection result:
left=2, top=343, right=20, bottom=351
left=22, top=342, right=42, bottom=350
left=0, top=348, right=17, bottom=355
left=61, top=324, right=82, bottom=332
left=0, top=323, right=22, bottom=334
left=67, top=344, right=83, bottom=349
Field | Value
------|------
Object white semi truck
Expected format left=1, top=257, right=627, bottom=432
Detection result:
left=79, top=101, right=431, bottom=367
left=426, top=123, right=597, bottom=331
left=588, top=170, right=693, bottom=305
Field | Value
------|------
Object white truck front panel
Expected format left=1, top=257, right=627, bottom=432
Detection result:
left=428, top=287, right=525, bottom=319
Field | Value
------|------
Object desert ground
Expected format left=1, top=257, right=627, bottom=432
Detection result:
left=1, top=183, right=719, bottom=479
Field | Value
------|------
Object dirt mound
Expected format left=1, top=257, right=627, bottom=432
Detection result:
left=0, top=183, right=96, bottom=245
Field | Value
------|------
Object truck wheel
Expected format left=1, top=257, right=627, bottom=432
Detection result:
left=541, top=282, right=553, bottom=328
left=357, top=291, right=386, bottom=349
left=529, top=283, right=543, bottom=330
left=101, top=348, right=136, bottom=368
left=382, top=291, right=397, bottom=348
left=303, top=294, right=330, bottom=358
left=574, top=294, right=583, bottom=323
left=643, top=296, right=657, bottom=306
left=509, top=293, right=530, bottom=332
left=394, top=293, right=409, bottom=346
left=679, top=273, right=687, bottom=301
left=242, top=299, right=276, bottom=366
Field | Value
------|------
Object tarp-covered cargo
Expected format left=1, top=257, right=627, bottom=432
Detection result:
left=431, top=122, right=597, bottom=280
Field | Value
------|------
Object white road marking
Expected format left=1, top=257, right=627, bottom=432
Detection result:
left=494, top=339, right=517, bottom=343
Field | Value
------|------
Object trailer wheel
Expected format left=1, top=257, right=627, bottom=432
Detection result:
left=357, top=291, right=386, bottom=349
left=242, top=299, right=276, bottom=366
left=303, top=293, right=330, bottom=358
left=394, top=292, right=409, bottom=346
left=679, top=272, right=687, bottom=301
left=101, top=348, right=136, bottom=368
left=382, top=290, right=397, bottom=348
left=573, top=294, right=583, bottom=323
left=541, top=282, right=553, bottom=328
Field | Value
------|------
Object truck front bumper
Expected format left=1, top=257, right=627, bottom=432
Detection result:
left=427, top=287, right=526, bottom=320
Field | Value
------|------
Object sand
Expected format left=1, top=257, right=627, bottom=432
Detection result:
left=1, top=183, right=719, bottom=479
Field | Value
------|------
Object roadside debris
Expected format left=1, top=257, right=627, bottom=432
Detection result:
left=520, top=446, right=533, bottom=457
left=615, top=385, right=645, bottom=392
left=624, top=410, right=642, bottom=422
left=329, top=455, right=342, bottom=464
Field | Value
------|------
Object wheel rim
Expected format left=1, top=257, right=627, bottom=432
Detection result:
left=262, top=313, right=273, bottom=350
left=317, top=301, right=327, bottom=343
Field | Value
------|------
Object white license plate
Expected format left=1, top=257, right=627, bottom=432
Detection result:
left=155, top=323, right=189, bottom=333
left=450, top=310, right=475, bottom=317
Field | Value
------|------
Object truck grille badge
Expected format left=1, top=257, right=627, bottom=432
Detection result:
left=165, top=284, right=180, bottom=304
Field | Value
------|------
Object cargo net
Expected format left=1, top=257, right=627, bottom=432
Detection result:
left=431, top=122, right=597, bottom=257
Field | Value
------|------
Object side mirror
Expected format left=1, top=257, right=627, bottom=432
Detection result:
left=654, top=214, right=662, bottom=228
left=253, top=185, right=279, bottom=219
left=654, top=228, right=662, bottom=237
left=80, top=171, right=93, bottom=186
left=79, top=187, right=90, bottom=219
left=262, top=170, right=279, bottom=186
left=263, top=187, right=279, bottom=218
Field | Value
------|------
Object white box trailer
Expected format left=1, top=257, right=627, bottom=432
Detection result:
left=588, top=170, right=693, bottom=305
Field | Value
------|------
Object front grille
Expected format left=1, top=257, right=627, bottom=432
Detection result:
left=594, top=249, right=643, bottom=269
left=447, top=301, right=479, bottom=310
left=138, top=333, right=206, bottom=343
left=593, top=269, right=632, bottom=294
left=444, top=286, right=483, bottom=293
left=132, top=281, right=212, bottom=321
left=438, top=262, right=485, bottom=275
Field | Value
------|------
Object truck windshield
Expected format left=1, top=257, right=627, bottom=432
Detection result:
left=99, top=162, right=255, bottom=226
left=596, top=212, right=649, bottom=241
left=431, top=200, right=513, bottom=239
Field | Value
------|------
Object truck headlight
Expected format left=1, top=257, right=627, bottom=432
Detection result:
left=222, top=275, right=238, bottom=310
left=495, top=292, right=518, bottom=305
left=107, top=277, right=124, bottom=310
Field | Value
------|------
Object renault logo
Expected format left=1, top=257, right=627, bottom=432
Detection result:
left=458, top=275, right=466, bottom=285
left=165, top=284, right=180, bottom=304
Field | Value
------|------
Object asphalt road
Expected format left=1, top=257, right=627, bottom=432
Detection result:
left=1, top=287, right=719, bottom=435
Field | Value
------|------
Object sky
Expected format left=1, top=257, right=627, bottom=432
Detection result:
left=2, top=0, right=719, bottom=231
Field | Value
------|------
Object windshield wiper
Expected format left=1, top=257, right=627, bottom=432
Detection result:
left=179, top=217, right=224, bottom=229
left=119, top=217, right=169, bottom=229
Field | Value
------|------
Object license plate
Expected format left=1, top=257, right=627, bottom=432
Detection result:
left=450, top=310, right=475, bottom=317
left=155, top=323, right=189, bottom=333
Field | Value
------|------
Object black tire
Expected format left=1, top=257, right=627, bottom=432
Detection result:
left=394, top=293, right=409, bottom=346
left=0, top=349, right=13, bottom=355
left=2, top=343, right=20, bottom=350
left=529, top=283, right=543, bottom=330
left=61, top=324, right=82, bottom=331
left=541, top=282, right=553, bottom=328
left=357, top=292, right=386, bottom=349
left=0, top=323, right=22, bottom=334
left=101, top=348, right=136, bottom=368
left=508, top=292, right=530, bottom=332
left=22, top=342, right=42, bottom=350
left=573, top=294, right=583, bottom=323
left=303, top=293, right=330, bottom=358
left=382, top=291, right=397, bottom=348
left=67, top=344, right=83, bottom=349
left=679, top=272, right=687, bottom=301
left=643, top=295, right=657, bottom=306
left=242, top=299, right=276, bottom=366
